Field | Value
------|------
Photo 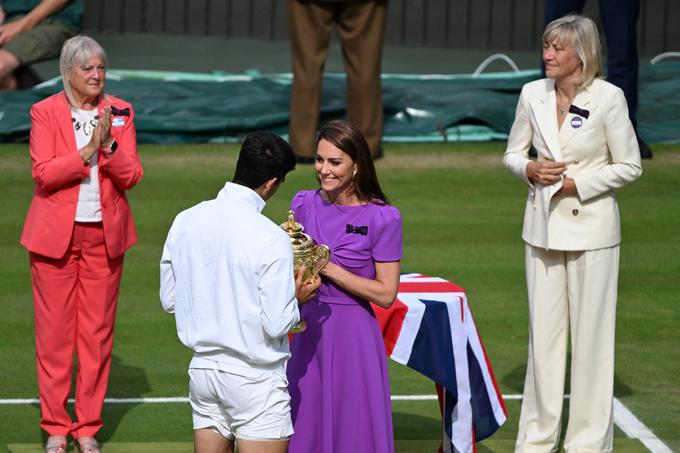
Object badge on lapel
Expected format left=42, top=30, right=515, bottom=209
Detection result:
left=112, top=117, right=125, bottom=127
left=571, top=116, right=583, bottom=129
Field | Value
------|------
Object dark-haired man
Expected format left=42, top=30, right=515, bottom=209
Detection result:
left=160, top=131, right=320, bottom=453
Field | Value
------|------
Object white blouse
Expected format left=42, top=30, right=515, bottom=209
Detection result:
left=72, top=107, right=102, bottom=222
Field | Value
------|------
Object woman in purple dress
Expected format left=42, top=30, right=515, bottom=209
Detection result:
left=287, top=120, right=402, bottom=453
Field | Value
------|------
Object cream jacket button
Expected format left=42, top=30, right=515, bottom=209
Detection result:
left=574, top=159, right=580, bottom=164
left=572, top=209, right=579, bottom=216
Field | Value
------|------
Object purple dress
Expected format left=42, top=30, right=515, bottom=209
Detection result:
left=287, top=190, right=403, bottom=453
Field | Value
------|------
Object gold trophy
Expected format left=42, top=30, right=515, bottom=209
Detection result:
left=280, top=210, right=330, bottom=333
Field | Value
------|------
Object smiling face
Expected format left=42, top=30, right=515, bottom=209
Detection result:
left=315, top=139, right=358, bottom=202
left=543, top=38, right=582, bottom=81
left=68, top=54, right=106, bottom=107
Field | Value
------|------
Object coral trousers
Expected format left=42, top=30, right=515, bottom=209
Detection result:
left=30, top=222, right=123, bottom=437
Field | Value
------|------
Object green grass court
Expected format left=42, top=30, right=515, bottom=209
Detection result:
left=1, top=143, right=678, bottom=452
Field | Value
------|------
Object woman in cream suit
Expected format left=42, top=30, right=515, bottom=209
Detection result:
left=503, top=15, right=642, bottom=452
left=20, top=36, right=142, bottom=453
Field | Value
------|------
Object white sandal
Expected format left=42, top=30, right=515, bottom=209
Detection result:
left=45, top=435, right=67, bottom=453
left=76, top=436, right=101, bottom=453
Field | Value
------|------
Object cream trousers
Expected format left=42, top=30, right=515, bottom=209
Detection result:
left=515, top=244, right=619, bottom=453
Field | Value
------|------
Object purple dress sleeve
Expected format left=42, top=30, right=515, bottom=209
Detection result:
left=290, top=190, right=310, bottom=226
left=370, top=204, right=403, bottom=262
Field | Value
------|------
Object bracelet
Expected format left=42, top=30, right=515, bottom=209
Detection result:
left=80, top=150, right=90, bottom=166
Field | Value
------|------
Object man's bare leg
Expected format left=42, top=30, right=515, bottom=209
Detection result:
left=236, top=439, right=289, bottom=453
left=194, top=428, right=235, bottom=453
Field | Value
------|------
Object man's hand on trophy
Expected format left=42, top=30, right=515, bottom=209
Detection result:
left=295, top=265, right=321, bottom=304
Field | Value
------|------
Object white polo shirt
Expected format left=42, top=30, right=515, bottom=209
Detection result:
left=160, top=182, right=300, bottom=377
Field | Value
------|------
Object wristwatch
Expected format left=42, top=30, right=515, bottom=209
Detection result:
left=103, top=139, right=118, bottom=156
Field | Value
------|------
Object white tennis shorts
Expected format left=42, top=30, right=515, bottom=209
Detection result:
left=189, top=367, right=294, bottom=441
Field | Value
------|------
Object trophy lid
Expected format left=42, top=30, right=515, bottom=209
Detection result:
left=280, top=210, right=315, bottom=251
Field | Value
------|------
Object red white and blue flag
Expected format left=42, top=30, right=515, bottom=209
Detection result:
left=372, top=273, right=507, bottom=453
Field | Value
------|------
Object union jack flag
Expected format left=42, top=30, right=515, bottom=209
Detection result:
left=372, top=273, right=507, bottom=453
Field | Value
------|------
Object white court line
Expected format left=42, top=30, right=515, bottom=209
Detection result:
left=0, top=394, right=671, bottom=452
left=614, top=398, right=673, bottom=453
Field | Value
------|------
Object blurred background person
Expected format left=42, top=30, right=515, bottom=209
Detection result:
left=286, top=120, right=402, bottom=452
left=0, top=0, right=83, bottom=90
left=20, top=35, right=143, bottom=453
left=543, top=0, right=652, bottom=158
left=287, top=0, right=387, bottom=163
left=503, top=15, right=642, bottom=452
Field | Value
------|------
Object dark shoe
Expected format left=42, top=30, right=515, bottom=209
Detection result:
left=373, top=147, right=384, bottom=160
left=638, top=137, right=653, bottom=159
left=295, top=155, right=315, bottom=165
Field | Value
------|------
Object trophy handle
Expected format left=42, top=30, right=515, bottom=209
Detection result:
left=311, top=245, right=330, bottom=277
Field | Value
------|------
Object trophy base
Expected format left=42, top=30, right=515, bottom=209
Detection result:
left=289, top=320, right=307, bottom=334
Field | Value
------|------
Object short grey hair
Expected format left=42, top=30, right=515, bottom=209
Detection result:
left=59, top=35, right=108, bottom=106
left=543, top=14, right=602, bottom=89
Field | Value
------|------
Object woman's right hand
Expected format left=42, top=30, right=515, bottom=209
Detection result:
left=79, top=123, right=102, bottom=163
left=526, top=161, right=567, bottom=185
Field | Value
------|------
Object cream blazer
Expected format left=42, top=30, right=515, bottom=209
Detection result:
left=503, top=78, right=642, bottom=251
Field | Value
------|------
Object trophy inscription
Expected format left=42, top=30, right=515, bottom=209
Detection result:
left=280, top=210, right=330, bottom=333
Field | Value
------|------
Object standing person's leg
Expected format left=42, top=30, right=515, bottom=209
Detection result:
left=515, top=245, right=569, bottom=453
left=237, top=439, right=289, bottom=453
left=541, top=0, right=586, bottom=75
left=598, top=0, right=650, bottom=158
left=563, top=247, right=619, bottom=452
left=70, top=223, right=124, bottom=443
left=599, top=0, right=639, bottom=129
left=194, top=428, right=235, bottom=453
left=336, top=0, right=387, bottom=157
left=544, top=0, right=587, bottom=25
left=30, top=250, right=79, bottom=439
left=287, top=0, right=335, bottom=161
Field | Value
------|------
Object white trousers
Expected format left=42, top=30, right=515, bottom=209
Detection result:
left=515, top=244, right=619, bottom=453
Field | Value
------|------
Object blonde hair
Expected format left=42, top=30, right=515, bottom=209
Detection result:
left=543, top=14, right=602, bottom=89
left=59, top=35, right=108, bottom=106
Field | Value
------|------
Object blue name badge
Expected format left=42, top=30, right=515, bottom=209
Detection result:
left=571, top=116, right=583, bottom=129
left=112, top=117, right=125, bottom=127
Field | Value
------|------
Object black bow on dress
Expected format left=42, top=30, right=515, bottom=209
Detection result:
left=346, top=224, right=368, bottom=235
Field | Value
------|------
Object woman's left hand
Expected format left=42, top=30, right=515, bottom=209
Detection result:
left=98, top=107, right=113, bottom=147
left=556, top=177, right=578, bottom=196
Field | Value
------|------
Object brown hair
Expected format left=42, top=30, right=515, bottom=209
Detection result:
left=317, top=120, right=389, bottom=204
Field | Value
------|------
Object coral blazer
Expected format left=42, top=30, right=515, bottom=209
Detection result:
left=20, top=92, right=143, bottom=259
left=503, top=78, right=642, bottom=251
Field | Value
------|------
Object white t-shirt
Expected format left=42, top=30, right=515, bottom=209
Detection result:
left=72, top=107, right=102, bottom=222
left=160, top=182, right=300, bottom=377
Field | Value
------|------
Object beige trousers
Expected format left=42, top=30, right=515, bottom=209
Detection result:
left=515, top=244, right=619, bottom=453
left=287, top=0, right=387, bottom=158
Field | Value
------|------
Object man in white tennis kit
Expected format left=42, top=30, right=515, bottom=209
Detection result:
left=160, top=131, right=320, bottom=453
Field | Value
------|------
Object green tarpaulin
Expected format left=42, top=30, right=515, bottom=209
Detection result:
left=1, top=62, right=678, bottom=144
